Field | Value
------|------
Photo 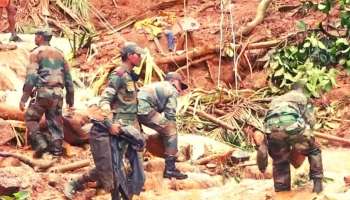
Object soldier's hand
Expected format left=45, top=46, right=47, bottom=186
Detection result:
left=109, top=123, right=122, bottom=135
left=19, top=101, right=25, bottom=112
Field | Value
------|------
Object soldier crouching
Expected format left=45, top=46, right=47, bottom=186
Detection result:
left=257, top=83, right=323, bottom=193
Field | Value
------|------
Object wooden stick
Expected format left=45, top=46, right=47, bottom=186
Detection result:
left=0, top=151, right=56, bottom=171
left=49, top=159, right=90, bottom=173
left=175, top=54, right=216, bottom=74
left=194, top=150, right=234, bottom=165
left=0, top=103, right=25, bottom=121
left=187, top=107, right=237, bottom=131
left=314, top=132, right=350, bottom=146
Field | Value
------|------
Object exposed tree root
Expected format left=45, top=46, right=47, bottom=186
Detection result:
left=238, top=0, right=272, bottom=36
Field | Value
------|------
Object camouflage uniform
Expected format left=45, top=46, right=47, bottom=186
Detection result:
left=258, top=90, right=323, bottom=192
left=65, top=66, right=142, bottom=199
left=138, top=81, right=178, bottom=155
left=100, top=65, right=139, bottom=128
left=20, top=44, right=74, bottom=155
left=138, top=79, right=187, bottom=179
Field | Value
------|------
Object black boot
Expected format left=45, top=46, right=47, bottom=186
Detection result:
left=50, top=139, right=63, bottom=156
left=163, top=156, right=188, bottom=180
left=312, top=178, right=323, bottom=193
left=64, top=178, right=85, bottom=199
left=29, top=133, right=48, bottom=158
left=9, top=34, right=23, bottom=42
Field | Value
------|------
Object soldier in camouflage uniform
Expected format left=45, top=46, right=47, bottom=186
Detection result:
left=19, top=30, right=74, bottom=157
left=257, top=84, right=323, bottom=193
left=138, top=72, right=188, bottom=179
left=64, top=42, right=145, bottom=199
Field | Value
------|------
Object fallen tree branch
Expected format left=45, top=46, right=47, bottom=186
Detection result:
left=49, top=159, right=90, bottom=173
left=187, top=107, right=237, bottom=131
left=155, top=40, right=281, bottom=65
left=175, top=54, right=216, bottom=73
left=314, top=132, right=350, bottom=146
left=187, top=107, right=350, bottom=146
left=0, top=103, right=24, bottom=121
left=0, top=151, right=56, bottom=171
left=238, top=0, right=272, bottom=36
left=194, top=150, right=234, bottom=165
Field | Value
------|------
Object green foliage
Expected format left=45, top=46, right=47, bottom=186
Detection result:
left=0, top=191, right=29, bottom=200
left=316, top=0, right=350, bottom=34
left=318, top=0, right=335, bottom=13
left=269, top=34, right=341, bottom=97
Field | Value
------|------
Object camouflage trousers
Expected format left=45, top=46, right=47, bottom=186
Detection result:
left=138, top=109, right=178, bottom=156
left=267, top=131, right=323, bottom=191
left=25, top=95, right=64, bottom=141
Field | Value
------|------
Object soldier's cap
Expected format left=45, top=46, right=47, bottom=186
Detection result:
left=120, top=42, right=146, bottom=57
left=35, top=29, right=53, bottom=41
left=165, top=72, right=188, bottom=90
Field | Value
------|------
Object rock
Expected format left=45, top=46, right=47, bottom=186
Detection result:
left=242, top=165, right=272, bottom=179
left=0, top=167, right=39, bottom=195
left=345, top=176, right=350, bottom=186
left=143, top=172, right=167, bottom=191
left=0, top=157, right=21, bottom=167
left=166, top=173, right=223, bottom=190
left=144, top=158, right=165, bottom=173
left=48, top=174, right=60, bottom=187
left=0, top=47, right=28, bottom=83
left=0, top=118, right=16, bottom=145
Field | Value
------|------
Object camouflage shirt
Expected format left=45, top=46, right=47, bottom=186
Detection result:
left=138, top=81, right=178, bottom=121
left=269, top=90, right=316, bottom=128
left=21, top=45, right=74, bottom=106
left=100, top=66, right=138, bottom=118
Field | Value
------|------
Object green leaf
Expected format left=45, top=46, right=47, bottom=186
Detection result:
left=0, top=196, right=14, bottom=200
left=303, top=42, right=311, bottom=48
left=336, top=38, right=349, bottom=46
left=274, top=68, right=284, bottom=76
left=13, top=191, right=29, bottom=200
left=296, top=21, right=307, bottom=31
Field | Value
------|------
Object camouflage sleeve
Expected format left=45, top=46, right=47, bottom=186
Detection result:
left=163, top=89, right=178, bottom=121
left=63, top=60, right=74, bottom=107
left=303, top=103, right=316, bottom=128
left=100, top=74, right=122, bottom=116
left=20, top=52, right=39, bottom=104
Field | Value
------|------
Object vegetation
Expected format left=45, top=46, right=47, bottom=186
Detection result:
left=0, top=191, right=29, bottom=200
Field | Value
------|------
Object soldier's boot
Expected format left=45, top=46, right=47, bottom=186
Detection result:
left=163, top=155, right=188, bottom=180
left=312, top=178, right=323, bottom=193
left=9, top=34, right=23, bottom=42
left=64, top=178, right=85, bottom=199
left=29, top=133, right=48, bottom=158
left=50, top=139, right=63, bottom=156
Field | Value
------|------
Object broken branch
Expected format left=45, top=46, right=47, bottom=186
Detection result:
left=194, top=150, right=234, bottom=165
left=0, top=151, right=56, bottom=171
left=187, top=107, right=350, bottom=146
left=49, top=159, right=90, bottom=173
